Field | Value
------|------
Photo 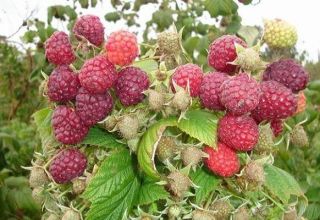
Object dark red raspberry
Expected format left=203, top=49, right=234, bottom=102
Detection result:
left=73, top=15, right=104, bottom=46
left=49, top=148, right=87, bottom=184
left=203, top=143, right=240, bottom=177
left=45, top=31, right=75, bottom=65
left=171, top=64, right=203, bottom=97
left=47, top=65, right=80, bottom=102
left=105, top=30, right=139, bottom=66
left=114, top=67, right=150, bottom=106
left=220, top=73, right=261, bottom=115
left=263, top=59, right=309, bottom=93
left=76, top=87, right=113, bottom=126
left=218, top=114, right=259, bottom=151
left=199, top=72, right=229, bottom=110
left=78, top=55, right=117, bottom=94
left=52, top=106, right=89, bottom=144
left=208, top=35, right=247, bottom=73
left=271, top=119, right=283, bottom=137
left=251, top=81, right=297, bottom=120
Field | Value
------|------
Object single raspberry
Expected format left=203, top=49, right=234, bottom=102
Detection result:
left=171, top=89, right=191, bottom=111
left=243, top=161, right=265, bottom=187
left=192, top=209, right=216, bottom=220
left=251, top=81, right=297, bottom=120
left=105, top=30, right=139, bottom=66
left=181, top=147, right=206, bottom=167
left=218, top=114, right=259, bottom=152
left=52, top=106, right=89, bottom=144
left=220, top=73, right=261, bottom=115
left=47, top=214, right=59, bottom=220
left=73, top=15, right=104, bottom=46
left=45, top=31, right=75, bottom=65
left=32, top=187, right=45, bottom=205
left=29, top=167, right=49, bottom=188
left=146, top=90, right=165, bottom=111
left=283, top=208, right=297, bottom=220
left=62, top=209, right=81, bottom=220
left=75, top=87, right=113, bottom=126
left=203, top=143, right=240, bottom=177
left=166, top=171, right=191, bottom=198
left=156, top=136, right=178, bottom=162
left=295, top=91, right=306, bottom=115
left=114, top=67, right=150, bottom=106
left=47, top=65, right=80, bottom=102
left=168, top=205, right=181, bottom=219
left=263, top=19, right=298, bottom=49
left=72, top=178, right=86, bottom=195
left=234, top=206, right=250, bottom=220
left=263, top=59, right=309, bottom=93
left=290, top=125, right=309, bottom=148
left=199, top=72, right=229, bottom=111
left=210, top=200, right=233, bottom=220
left=270, top=119, right=283, bottom=137
left=117, top=115, right=139, bottom=139
left=171, top=63, right=204, bottom=97
left=79, top=55, right=117, bottom=94
left=49, top=148, right=87, bottom=184
left=255, top=123, right=274, bottom=154
left=157, top=31, right=181, bottom=55
left=208, top=35, right=247, bottom=73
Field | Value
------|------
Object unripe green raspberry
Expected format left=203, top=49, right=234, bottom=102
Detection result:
left=181, top=147, right=206, bottom=167
left=166, top=171, right=191, bottom=198
left=255, top=123, right=274, bottom=154
left=157, top=31, right=181, bottom=55
left=192, top=209, right=215, bottom=220
left=210, top=200, right=233, bottom=220
left=171, top=89, right=191, bottom=111
left=117, top=115, right=139, bottom=140
left=32, top=187, right=45, bottom=205
left=156, top=136, right=178, bottom=162
left=244, top=161, right=265, bottom=187
left=72, top=178, right=86, bottom=195
left=290, top=125, right=309, bottom=148
left=234, top=206, right=250, bottom=220
left=29, top=167, right=49, bottom=188
left=62, top=209, right=81, bottom=220
left=147, top=90, right=165, bottom=111
left=263, top=19, right=298, bottom=49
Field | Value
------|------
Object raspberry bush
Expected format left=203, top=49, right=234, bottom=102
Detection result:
left=10, top=1, right=318, bottom=220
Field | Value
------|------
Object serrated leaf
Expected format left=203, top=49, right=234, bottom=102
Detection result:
left=84, top=148, right=140, bottom=220
left=32, top=108, right=58, bottom=148
left=190, top=168, right=220, bottom=204
left=136, top=181, right=169, bottom=205
left=177, top=110, right=218, bottom=147
left=304, top=203, right=320, bottom=220
left=225, top=15, right=242, bottom=34
left=133, top=59, right=158, bottom=73
left=137, top=117, right=177, bottom=179
left=204, top=0, right=238, bottom=18
left=237, top=26, right=261, bottom=46
left=264, top=164, right=304, bottom=203
left=81, top=127, right=124, bottom=148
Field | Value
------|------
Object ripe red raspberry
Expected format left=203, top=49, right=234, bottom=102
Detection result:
left=263, top=59, right=309, bottom=93
left=251, top=81, right=297, bottom=120
left=49, top=148, right=87, bottom=184
left=220, top=73, right=261, bottom=115
left=78, top=55, right=117, bottom=94
left=203, top=143, right=240, bottom=177
left=45, top=31, right=75, bottom=65
left=105, top=30, right=139, bottom=66
left=218, top=114, right=259, bottom=151
left=208, top=35, right=247, bottom=73
left=52, top=106, right=89, bottom=144
left=199, top=72, right=229, bottom=110
left=114, top=67, right=150, bottom=106
left=76, top=87, right=113, bottom=126
left=171, top=64, right=203, bottom=97
left=271, top=119, right=283, bottom=137
left=47, top=65, right=80, bottom=102
left=73, top=15, right=104, bottom=46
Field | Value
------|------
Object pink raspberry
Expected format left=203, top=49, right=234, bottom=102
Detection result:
left=271, top=119, right=283, bottom=137
left=76, top=87, right=113, bottom=126
left=263, top=59, right=309, bottom=93
left=199, top=72, right=229, bottom=110
left=105, top=30, right=139, bottom=66
left=208, top=35, right=247, bottom=73
left=171, top=64, right=203, bottom=97
left=203, top=143, right=240, bottom=177
left=45, top=31, right=75, bottom=65
left=52, top=106, right=89, bottom=144
left=251, top=81, right=297, bottom=120
left=220, top=73, right=261, bottom=115
left=73, top=15, right=104, bottom=46
left=78, top=55, right=117, bottom=94
left=218, top=114, right=259, bottom=152
left=114, top=67, right=150, bottom=106
left=49, top=148, right=87, bottom=184
left=47, top=65, right=80, bottom=102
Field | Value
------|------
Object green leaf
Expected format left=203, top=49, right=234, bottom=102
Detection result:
left=308, top=80, right=320, bottom=91
left=137, top=117, right=177, bottom=179
left=84, top=148, right=140, bottom=220
left=152, top=10, right=173, bottom=30
left=183, top=36, right=200, bottom=55
left=304, top=203, right=320, bottom=220
left=204, top=0, right=238, bottom=18
left=104, top=12, right=121, bottom=22
left=91, top=0, right=98, bottom=7
left=136, top=181, right=169, bottom=205
left=225, top=15, right=242, bottom=34
left=264, top=164, right=304, bottom=203
left=177, top=110, right=218, bottom=147
left=237, top=26, right=261, bottom=46
left=190, top=168, right=220, bottom=204
left=81, top=127, right=124, bottom=148
left=133, top=59, right=159, bottom=73
left=32, top=108, right=58, bottom=148
left=79, top=0, right=89, bottom=8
